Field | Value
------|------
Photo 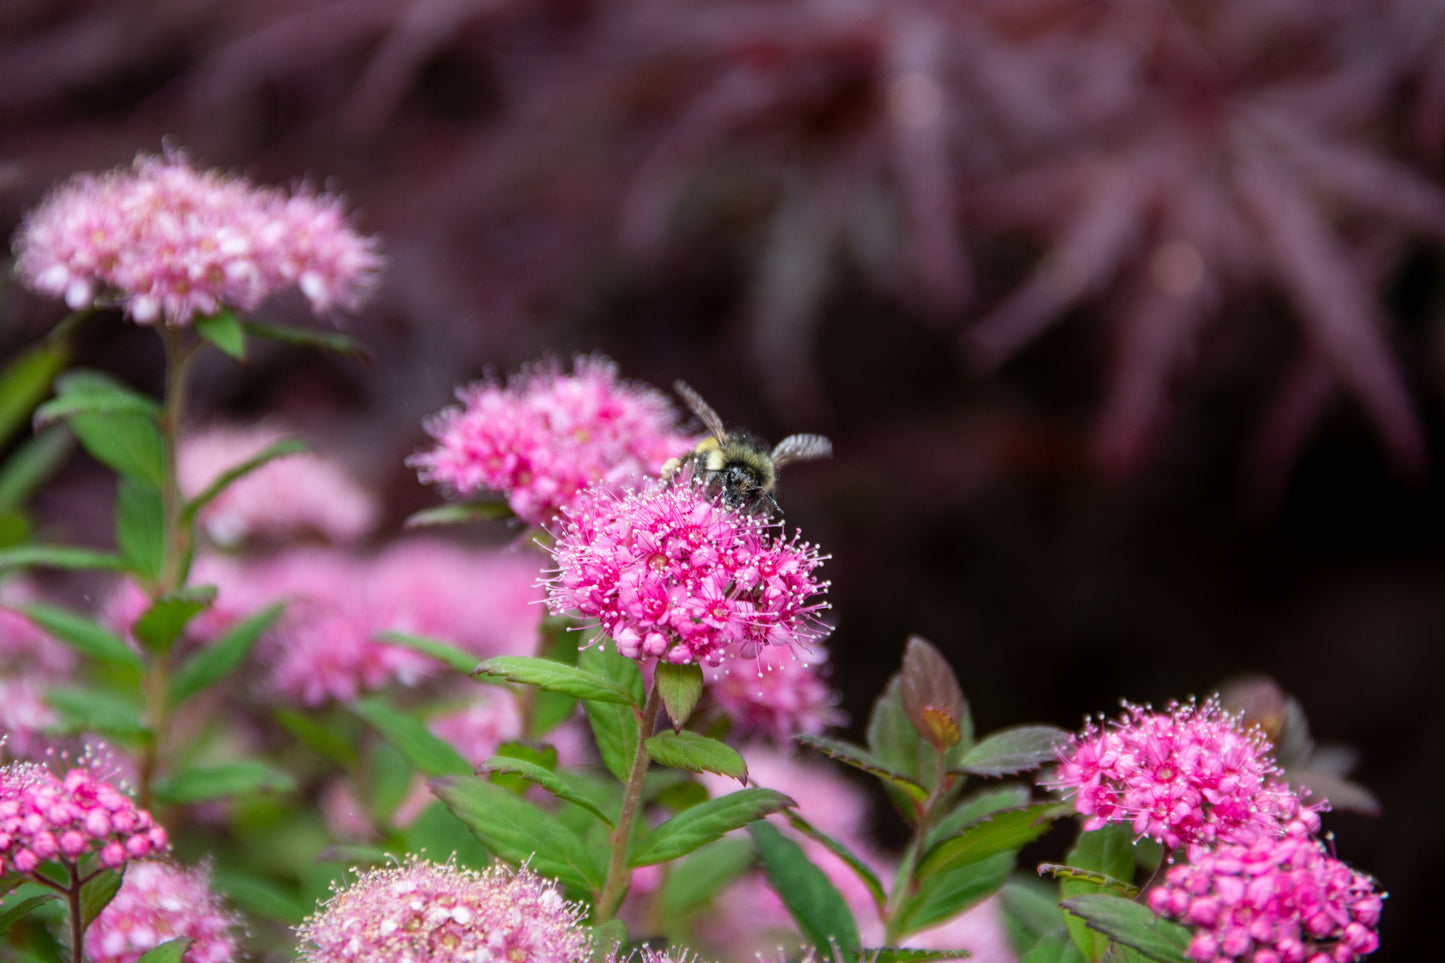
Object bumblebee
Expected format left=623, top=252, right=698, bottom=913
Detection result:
left=663, top=380, right=832, bottom=514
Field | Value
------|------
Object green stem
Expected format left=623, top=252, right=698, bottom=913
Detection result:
left=137, top=325, right=196, bottom=811
left=596, top=681, right=663, bottom=923
left=883, top=747, right=950, bottom=944
left=65, top=860, right=83, bottom=963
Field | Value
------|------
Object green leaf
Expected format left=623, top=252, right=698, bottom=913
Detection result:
left=196, top=309, right=246, bottom=361
left=69, top=411, right=164, bottom=486
left=114, top=477, right=164, bottom=581
left=430, top=776, right=606, bottom=891
left=577, top=646, right=645, bottom=703
left=0, top=544, right=128, bottom=572
left=749, top=820, right=860, bottom=954
left=1020, top=932, right=1087, bottom=963
left=241, top=320, right=370, bottom=361
left=576, top=646, right=645, bottom=782
left=169, top=602, right=284, bottom=707
left=629, top=787, right=795, bottom=867
left=866, top=951, right=974, bottom=963
left=273, top=708, right=359, bottom=766
left=1000, top=877, right=1071, bottom=955
left=927, top=786, right=1033, bottom=848
left=896, top=852, right=1015, bottom=936
left=1061, top=825, right=1137, bottom=963
left=794, top=734, right=928, bottom=803
left=404, top=501, right=515, bottom=528
left=476, top=656, right=640, bottom=706
left=590, top=919, right=629, bottom=963
left=351, top=698, right=471, bottom=778
left=131, top=586, right=216, bottom=655
left=0, top=429, right=73, bottom=515
left=14, top=603, right=142, bottom=669
left=1036, top=864, right=1138, bottom=898
left=402, top=799, right=493, bottom=869
left=153, top=761, right=295, bottom=804
left=477, top=755, right=614, bottom=826
left=33, top=369, right=159, bottom=429
left=0, top=895, right=59, bottom=936
left=656, top=661, right=703, bottom=730
left=657, top=836, right=756, bottom=917
left=181, top=437, right=308, bottom=525
left=373, top=631, right=479, bottom=675
left=137, top=937, right=194, bottom=963
left=918, top=804, right=1061, bottom=880
left=645, top=731, right=747, bottom=782
left=210, top=867, right=306, bottom=923
left=867, top=675, right=938, bottom=787
left=80, top=866, right=126, bottom=929
left=952, top=726, right=1070, bottom=778
left=785, top=811, right=888, bottom=914
left=0, top=341, right=69, bottom=439
left=46, top=685, right=149, bottom=738
left=1059, top=894, right=1192, bottom=963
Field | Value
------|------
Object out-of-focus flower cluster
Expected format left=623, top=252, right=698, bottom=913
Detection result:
left=413, top=355, right=694, bottom=526
left=12, top=149, right=381, bottom=325
left=0, top=761, right=167, bottom=873
left=705, top=643, right=843, bottom=741
left=0, top=582, right=77, bottom=761
left=88, top=859, right=242, bottom=963
left=545, top=475, right=831, bottom=666
left=1148, top=834, right=1384, bottom=963
left=179, top=422, right=379, bottom=549
left=295, top=858, right=592, bottom=963
left=1051, top=698, right=1321, bottom=854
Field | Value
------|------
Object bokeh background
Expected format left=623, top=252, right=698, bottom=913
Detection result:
left=1, top=1, right=1440, bottom=959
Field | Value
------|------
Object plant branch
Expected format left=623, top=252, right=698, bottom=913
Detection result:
left=596, top=680, right=663, bottom=923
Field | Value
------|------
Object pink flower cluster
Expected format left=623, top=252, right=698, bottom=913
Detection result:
left=296, top=859, right=591, bottom=963
left=1148, top=835, right=1384, bottom=963
left=88, top=860, right=242, bottom=963
left=12, top=149, right=381, bottom=325
left=179, top=423, right=378, bottom=548
left=412, top=355, right=693, bottom=525
left=0, top=586, right=77, bottom=760
left=545, top=477, right=831, bottom=666
left=705, top=643, right=844, bottom=741
left=1051, top=698, right=1321, bottom=852
left=0, top=763, right=167, bottom=874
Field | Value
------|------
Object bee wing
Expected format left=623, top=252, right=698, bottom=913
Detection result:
left=674, top=380, right=730, bottom=443
left=771, top=433, right=833, bottom=468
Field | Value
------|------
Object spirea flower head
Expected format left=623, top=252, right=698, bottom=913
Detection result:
left=705, top=643, right=844, bottom=741
left=179, top=423, right=378, bottom=548
left=1050, top=697, right=1321, bottom=852
left=1148, top=835, right=1384, bottom=963
left=411, top=354, right=694, bottom=525
left=12, top=149, right=381, bottom=325
left=87, top=860, right=242, bottom=963
left=0, top=761, right=167, bottom=876
left=295, top=858, right=591, bottom=963
left=544, top=475, right=831, bottom=666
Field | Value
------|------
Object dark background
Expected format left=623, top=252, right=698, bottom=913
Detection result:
left=1, top=2, right=1438, bottom=959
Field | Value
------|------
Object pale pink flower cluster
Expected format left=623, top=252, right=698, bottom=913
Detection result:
left=209, top=541, right=540, bottom=706
left=296, top=859, right=591, bottom=963
left=705, top=643, right=844, bottom=741
left=545, top=477, right=831, bottom=666
left=0, top=762, right=167, bottom=874
left=180, top=423, right=378, bottom=548
left=88, top=860, right=242, bottom=963
left=13, top=150, right=381, bottom=325
left=412, top=355, right=693, bottom=525
left=1148, top=835, right=1384, bottom=963
left=0, top=588, right=76, bottom=760
left=1050, top=699, right=1321, bottom=853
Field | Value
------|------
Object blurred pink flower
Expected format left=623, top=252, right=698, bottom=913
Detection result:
left=545, top=475, right=831, bottom=666
left=412, top=354, right=693, bottom=526
left=1050, top=697, right=1322, bottom=854
left=13, top=148, right=381, bottom=325
left=296, top=858, right=591, bottom=963
left=1148, top=834, right=1383, bottom=963
left=179, top=422, right=378, bottom=548
left=0, top=580, right=77, bottom=760
left=705, top=642, right=844, bottom=742
left=88, top=859, right=242, bottom=963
